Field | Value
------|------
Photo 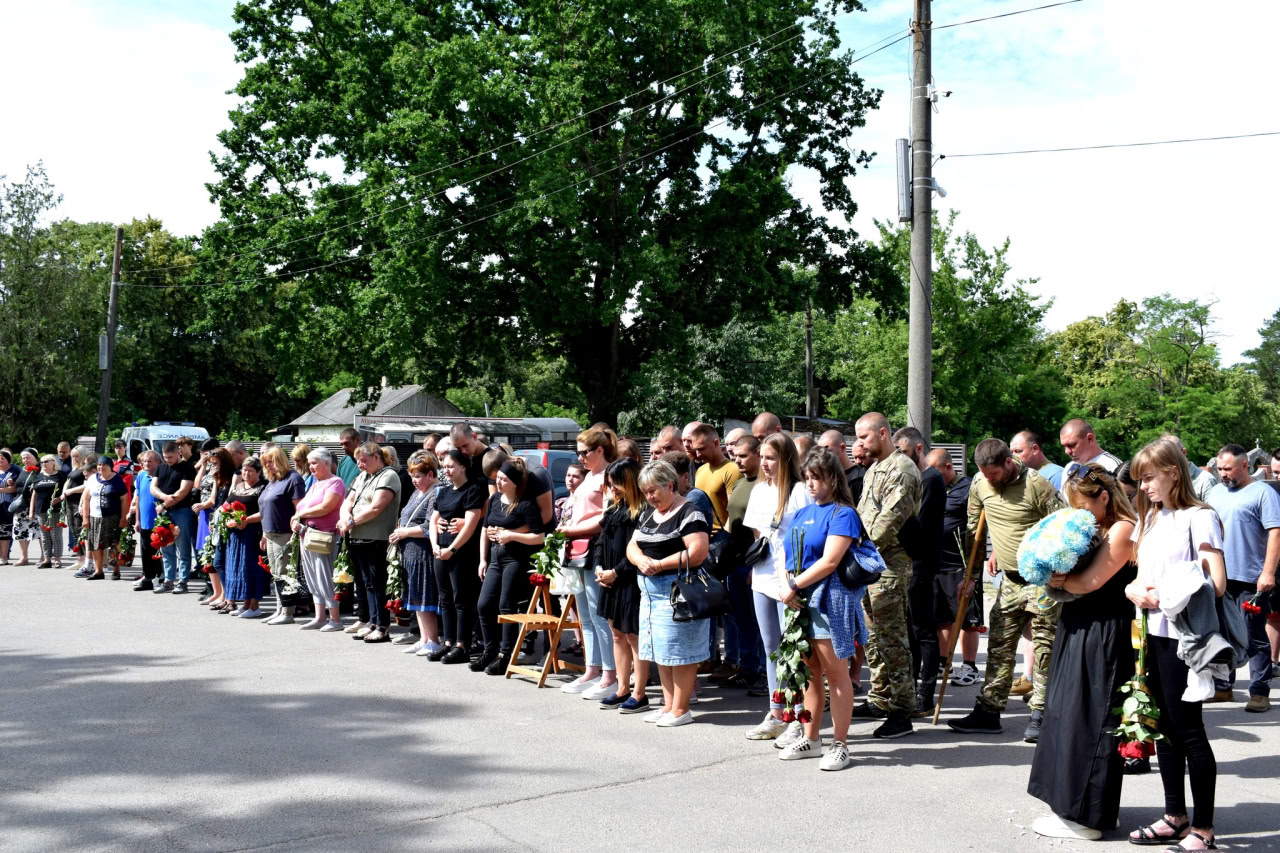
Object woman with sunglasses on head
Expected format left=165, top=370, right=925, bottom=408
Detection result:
left=1123, top=440, right=1226, bottom=852
left=558, top=427, right=618, bottom=699
left=595, top=457, right=651, bottom=712
left=1027, top=463, right=1138, bottom=841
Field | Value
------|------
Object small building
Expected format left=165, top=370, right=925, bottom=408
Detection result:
left=271, top=385, right=462, bottom=442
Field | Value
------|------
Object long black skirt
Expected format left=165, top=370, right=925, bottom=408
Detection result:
left=1027, top=588, right=1135, bottom=830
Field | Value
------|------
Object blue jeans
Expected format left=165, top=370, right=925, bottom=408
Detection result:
left=727, top=565, right=764, bottom=673
left=160, top=506, right=195, bottom=582
left=753, top=590, right=785, bottom=710
left=1216, top=580, right=1273, bottom=697
left=579, top=568, right=615, bottom=671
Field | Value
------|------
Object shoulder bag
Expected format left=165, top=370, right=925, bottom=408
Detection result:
left=835, top=508, right=887, bottom=589
left=742, top=517, right=777, bottom=567
left=670, top=547, right=728, bottom=622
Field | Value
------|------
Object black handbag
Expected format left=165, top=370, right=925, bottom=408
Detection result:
left=670, top=548, right=728, bottom=622
left=742, top=518, right=777, bottom=567
left=835, top=509, right=887, bottom=589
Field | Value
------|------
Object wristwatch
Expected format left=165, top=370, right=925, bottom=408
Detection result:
left=788, top=577, right=798, bottom=591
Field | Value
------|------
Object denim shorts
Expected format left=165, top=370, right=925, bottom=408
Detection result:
left=806, top=599, right=832, bottom=641
left=638, top=573, right=711, bottom=667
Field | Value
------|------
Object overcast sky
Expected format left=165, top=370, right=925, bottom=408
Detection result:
left=3, top=0, right=1275, bottom=364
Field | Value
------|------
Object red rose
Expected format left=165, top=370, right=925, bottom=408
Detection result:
left=1118, top=740, right=1154, bottom=760
left=231, top=501, right=246, bottom=512
left=781, top=710, right=795, bottom=723
left=42, top=526, right=51, bottom=532
left=57, top=522, right=67, bottom=528
left=798, top=709, right=813, bottom=724
left=220, top=502, right=233, bottom=513
left=24, top=465, right=37, bottom=472
left=771, top=691, right=785, bottom=705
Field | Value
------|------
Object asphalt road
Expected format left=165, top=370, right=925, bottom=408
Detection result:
left=1, top=564, right=1276, bottom=852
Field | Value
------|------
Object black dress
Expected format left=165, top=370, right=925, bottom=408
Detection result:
left=1027, top=560, right=1137, bottom=830
left=594, top=505, right=641, bottom=635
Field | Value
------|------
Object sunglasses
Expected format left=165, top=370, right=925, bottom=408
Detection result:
left=1069, top=465, right=1103, bottom=486
left=576, top=448, right=593, bottom=458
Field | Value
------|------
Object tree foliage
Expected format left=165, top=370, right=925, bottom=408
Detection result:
left=194, top=0, right=886, bottom=422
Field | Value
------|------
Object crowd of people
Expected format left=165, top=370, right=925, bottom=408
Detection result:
left=3, top=415, right=1277, bottom=847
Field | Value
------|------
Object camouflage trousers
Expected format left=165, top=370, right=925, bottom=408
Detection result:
left=977, top=577, right=1059, bottom=713
left=865, top=564, right=915, bottom=714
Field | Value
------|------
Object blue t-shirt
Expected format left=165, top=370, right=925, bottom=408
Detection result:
left=783, top=501, right=861, bottom=574
left=1039, top=462, right=1065, bottom=491
left=135, top=471, right=159, bottom=529
left=260, top=471, right=308, bottom=535
left=1206, top=480, right=1280, bottom=583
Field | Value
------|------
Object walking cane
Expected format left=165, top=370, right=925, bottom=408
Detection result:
left=932, top=509, right=986, bottom=725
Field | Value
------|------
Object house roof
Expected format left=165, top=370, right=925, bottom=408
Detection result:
left=274, top=385, right=436, bottom=431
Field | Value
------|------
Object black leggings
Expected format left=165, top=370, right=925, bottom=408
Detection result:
left=477, top=547, right=533, bottom=656
left=434, top=549, right=479, bottom=647
left=1146, top=634, right=1216, bottom=827
left=350, top=539, right=389, bottom=629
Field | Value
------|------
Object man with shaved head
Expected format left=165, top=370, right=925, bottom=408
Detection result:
left=651, top=425, right=682, bottom=458
left=1010, top=430, right=1065, bottom=491
left=851, top=412, right=922, bottom=738
left=751, top=412, right=783, bottom=441
left=1058, top=418, right=1121, bottom=480
left=818, top=429, right=866, bottom=504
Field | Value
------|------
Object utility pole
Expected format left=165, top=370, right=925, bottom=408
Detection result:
left=907, top=0, right=933, bottom=440
left=95, top=227, right=123, bottom=455
left=805, top=297, right=816, bottom=419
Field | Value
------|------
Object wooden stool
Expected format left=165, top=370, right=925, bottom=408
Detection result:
left=500, top=586, right=584, bottom=687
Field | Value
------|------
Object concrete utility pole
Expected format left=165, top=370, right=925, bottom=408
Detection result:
left=805, top=298, right=816, bottom=419
left=907, top=0, right=933, bottom=440
left=95, top=227, right=123, bottom=455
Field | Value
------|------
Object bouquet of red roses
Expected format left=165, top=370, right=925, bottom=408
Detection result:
left=220, top=500, right=248, bottom=532
left=150, top=511, right=176, bottom=549
left=118, top=525, right=136, bottom=563
left=1111, top=610, right=1163, bottom=760
left=770, top=528, right=813, bottom=727
left=1242, top=592, right=1266, bottom=615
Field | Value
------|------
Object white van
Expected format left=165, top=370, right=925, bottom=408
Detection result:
left=120, top=422, right=211, bottom=462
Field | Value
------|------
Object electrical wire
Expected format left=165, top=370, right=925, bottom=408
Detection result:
left=127, top=26, right=904, bottom=279
left=932, top=0, right=1084, bottom=31
left=122, top=33, right=913, bottom=290
left=941, top=130, right=1280, bottom=158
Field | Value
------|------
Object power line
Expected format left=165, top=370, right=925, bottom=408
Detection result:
left=941, top=130, right=1280, bottom=159
left=128, top=27, right=823, bottom=278
left=122, top=33, right=913, bottom=291
left=933, top=0, right=1083, bottom=31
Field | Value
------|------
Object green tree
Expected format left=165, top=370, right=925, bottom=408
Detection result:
left=0, top=165, right=102, bottom=448
left=1243, top=307, right=1280, bottom=403
left=193, top=0, right=885, bottom=423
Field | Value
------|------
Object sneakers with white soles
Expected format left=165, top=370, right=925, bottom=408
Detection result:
left=778, top=737, right=822, bottom=760
left=747, top=713, right=789, bottom=740
left=656, top=711, right=693, bottom=727
left=643, top=709, right=670, bottom=724
left=319, top=620, right=343, bottom=632
left=773, top=721, right=805, bottom=750
left=820, top=741, right=851, bottom=771
left=582, top=682, right=617, bottom=701
left=560, top=676, right=601, bottom=695
left=416, top=641, right=442, bottom=657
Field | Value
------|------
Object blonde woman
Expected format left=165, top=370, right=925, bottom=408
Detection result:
left=741, top=433, right=812, bottom=741
left=260, top=446, right=308, bottom=625
left=337, top=443, right=402, bottom=643
left=1124, top=440, right=1226, bottom=851
left=1029, top=464, right=1138, bottom=840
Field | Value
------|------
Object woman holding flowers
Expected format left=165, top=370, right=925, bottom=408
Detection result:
left=291, top=449, right=346, bottom=631
left=429, top=449, right=487, bottom=663
left=63, top=450, right=92, bottom=572
left=742, top=433, right=811, bottom=741
left=192, top=438, right=221, bottom=601
left=224, top=456, right=268, bottom=618
left=28, top=454, right=67, bottom=568
left=1027, top=463, right=1138, bottom=840
left=774, top=447, right=862, bottom=771
left=260, top=446, right=308, bottom=625
left=625, top=460, right=711, bottom=728
left=0, top=450, right=17, bottom=564
left=205, top=449, right=236, bottom=611
left=337, top=442, right=401, bottom=644
left=1122, top=440, right=1226, bottom=852
left=12, top=449, right=41, bottom=566
left=389, top=453, right=442, bottom=653
left=475, top=456, right=544, bottom=674
left=595, top=457, right=649, bottom=712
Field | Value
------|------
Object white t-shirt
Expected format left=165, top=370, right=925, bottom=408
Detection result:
left=1132, top=505, right=1223, bottom=639
left=743, top=482, right=812, bottom=600
left=86, top=474, right=105, bottom=519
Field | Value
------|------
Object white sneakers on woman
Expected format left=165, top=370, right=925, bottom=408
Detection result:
left=778, top=737, right=821, bottom=760
left=318, top=620, right=343, bottom=632
left=746, top=713, right=788, bottom=740
left=819, top=741, right=851, bottom=771
left=773, top=721, right=805, bottom=750
left=299, top=618, right=326, bottom=630
left=581, top=682, right=617, bottom=701
left=238, top=609, right=264, bottom=619
left=560, top=675, right=600, bottom=695
left=656, top=711, right=693, bottom=727
left=1032, top=815, right=1101, bottom=841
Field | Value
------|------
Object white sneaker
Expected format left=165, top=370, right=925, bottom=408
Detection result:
left=344, top=621, right=367, bottom=634
left=778, top=736, right=822, bottom=760
left=266, top=611, right=294, bottom=625
left=582, top=682, right=618, bottom=701
left=299, top=619, right=325, bottom=630
left=820, top=740, right=851, bottom=771
left=746, top=713, right=789, bottom=741
left=773, top=721, right=805, bottom=750
left=950, top=663, right=980, bottom=686
left=402, top=641, right=425, bottom=654
left=416, top=641, right=443, bottom=657
left=643, top=709, right=670, bottom=724
left=392, top=632, right=418, bottom=645
left=1031, top=815, right=1101, bottom=841
left=319, top=620, right=343, bottom=632
left=232, top=606, right=247, bottom=616
left=239, top=609, right=265, bottom=619
left=656, top=711, right=693, bottom=727
left=561, top=675, right=601, bottom=695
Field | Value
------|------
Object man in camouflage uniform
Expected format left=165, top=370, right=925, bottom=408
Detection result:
left=851, top=412, right=923, bottom=739
left=948, top=438, right=1065, bottom=742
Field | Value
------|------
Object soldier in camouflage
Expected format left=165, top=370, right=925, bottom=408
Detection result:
left=947, top=438, right=1065, bottom=743
left=851, top=412, right=923, bottom=739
